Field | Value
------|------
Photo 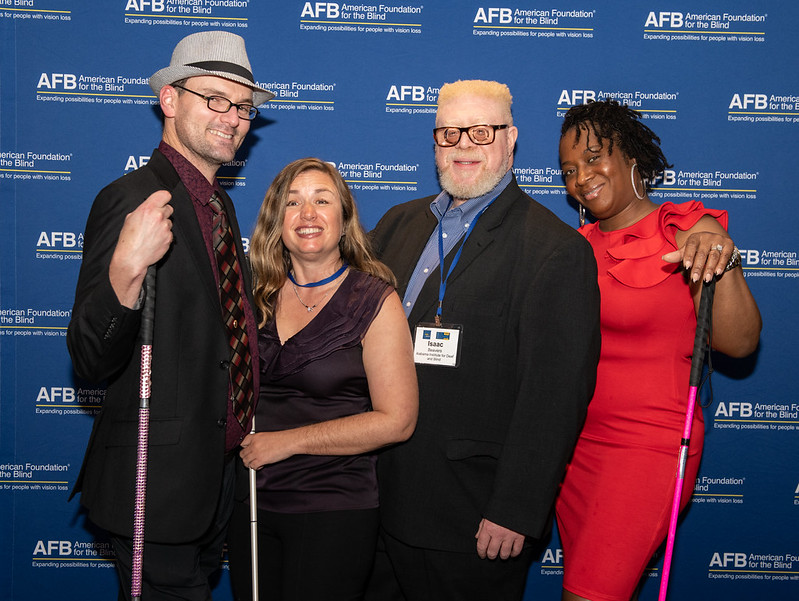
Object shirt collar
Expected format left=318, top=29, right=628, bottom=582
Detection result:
left=158, top=141, right=219, bottom=205
left=430, top=169, right=513, bottom=222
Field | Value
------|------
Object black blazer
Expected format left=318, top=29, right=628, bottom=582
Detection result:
left=371, top=177, right=601, bottom=552
left=67, top=149, right=257, bottom=544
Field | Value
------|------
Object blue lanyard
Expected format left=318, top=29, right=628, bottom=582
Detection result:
left=436, top=197, right=496, bottom=325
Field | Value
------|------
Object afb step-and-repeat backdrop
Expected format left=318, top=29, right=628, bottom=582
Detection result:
left=1, top=1, right=797, bottom=599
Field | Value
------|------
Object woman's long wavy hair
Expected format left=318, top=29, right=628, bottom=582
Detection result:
left=249, top=157, right=396, bottom=326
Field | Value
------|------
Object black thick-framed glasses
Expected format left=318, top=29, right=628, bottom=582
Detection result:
left=173, top=85, right=259, bottom=121
left=433, top=124, right=509, bottom=147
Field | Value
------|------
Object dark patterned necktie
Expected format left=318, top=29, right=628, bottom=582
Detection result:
left=209, top=192, right=254, bottom=429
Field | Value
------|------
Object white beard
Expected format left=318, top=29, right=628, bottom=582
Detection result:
left=437, top=151, right=510, bottom=201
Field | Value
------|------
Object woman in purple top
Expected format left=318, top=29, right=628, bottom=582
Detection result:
left=227, top=158, right=418, bottom=601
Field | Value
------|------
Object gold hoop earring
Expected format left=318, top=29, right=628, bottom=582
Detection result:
left=631, top=163, right=645, bottom=200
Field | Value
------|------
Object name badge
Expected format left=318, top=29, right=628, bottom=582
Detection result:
left=413, top=323, right=463, bottom=367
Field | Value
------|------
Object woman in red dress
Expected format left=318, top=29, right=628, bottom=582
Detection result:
left=556, top=99, right=761, bottom=601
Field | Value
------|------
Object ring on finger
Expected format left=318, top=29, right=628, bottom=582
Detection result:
left=712, top=244, right=723, bottom=252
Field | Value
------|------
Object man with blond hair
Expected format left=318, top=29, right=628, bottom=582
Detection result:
left=367, top=80, right=601, bottom=600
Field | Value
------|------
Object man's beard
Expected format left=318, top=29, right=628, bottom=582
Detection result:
left=437, top=151, right=509, bottom=201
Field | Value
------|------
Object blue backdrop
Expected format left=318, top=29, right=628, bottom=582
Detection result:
left=2, top=1, right=797, bottom=599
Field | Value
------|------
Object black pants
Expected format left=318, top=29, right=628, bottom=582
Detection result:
left=110, top=455, right=236, bottom=601
left=227, top=501, right=379, bottom=601
left=365, top=528, right=534, bottom=601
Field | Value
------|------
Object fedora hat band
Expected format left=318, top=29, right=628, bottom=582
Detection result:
left=187, top=60, right=255, bottom=84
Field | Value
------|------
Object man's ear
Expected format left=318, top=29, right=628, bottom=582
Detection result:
left=506, top=125, right=519, bottom=156
left=160, top=85, right=178, bottom=118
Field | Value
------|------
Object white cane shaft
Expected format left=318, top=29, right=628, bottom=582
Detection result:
left=249, top=413, right=259, bottom=601
left=249, top=465, right=259, bottom=601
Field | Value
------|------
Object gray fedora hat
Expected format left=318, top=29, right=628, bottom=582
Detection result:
left=149, top=31, right=274, bottom=106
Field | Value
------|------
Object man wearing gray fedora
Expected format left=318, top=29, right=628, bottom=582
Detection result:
left=67, top=31, right=272, bottom=599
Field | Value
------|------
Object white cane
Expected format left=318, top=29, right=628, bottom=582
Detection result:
left=249, top=416, right=259, bottom=601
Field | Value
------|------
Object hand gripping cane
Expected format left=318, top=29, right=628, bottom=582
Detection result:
left=131, top=265, right=156, bottom=601
left=658, top=278, right=716, bottom=601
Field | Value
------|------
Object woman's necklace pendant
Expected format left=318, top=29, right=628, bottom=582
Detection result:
left=289, top=261, right=348, bottom=314
left=292, top=281, right=328, bottom=313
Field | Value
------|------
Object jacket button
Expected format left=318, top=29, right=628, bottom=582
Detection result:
left=219, top=360, right=230, bottom=369
left=217, top=418, right=227, bottom=428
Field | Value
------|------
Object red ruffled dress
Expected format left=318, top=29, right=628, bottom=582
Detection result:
left=556, top=201, right=727, bottom=601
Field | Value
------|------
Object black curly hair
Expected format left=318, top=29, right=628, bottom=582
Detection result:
left=560, top=99, right=672, bottom=188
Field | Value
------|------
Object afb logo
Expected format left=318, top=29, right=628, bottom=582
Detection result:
left=738, top=249, right=760, bottom=265
left=125, top=155, right=150, bottom=172
left=729, top=94, right=768, bottom=110
left=474, top=8, right=512, bottom=24
left=33, top=540, right=72, bottom=556
left=37, top=232, right=82, bottom=249
left=645, top=12, right=684, bottom=28
left=37, top=73, right=76, bottom=91
left=650, top=170, right=676, bottom=186
left=709, top=552, right=747, bottom=568
left=301, top=2, right=340, bottom=18
left=558, top=90, right=597, bottom=106
left=387, top=85, right=425, bottom=102
left=715, top=402, right=753, bottom=418
left=36, top=387, right=76, bottom=404
left=125, top=0, right=165, bottom=11
left=541, top=547, right=563, bottom=565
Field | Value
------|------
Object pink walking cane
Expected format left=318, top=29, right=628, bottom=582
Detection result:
left=131, top=266, right=156, bottom=601
left=658, top=278, right=716, bottom=600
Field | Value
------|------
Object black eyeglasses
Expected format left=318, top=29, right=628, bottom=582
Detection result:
left=433, top=124, right=509, bottom=147
left=173, top=85, right=259, bottom=121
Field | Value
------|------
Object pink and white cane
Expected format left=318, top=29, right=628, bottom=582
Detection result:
left=131, top=265, right=156, bottom=601
left=658, top=278, right=716, bottom=601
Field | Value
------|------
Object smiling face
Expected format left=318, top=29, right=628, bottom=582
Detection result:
left=160, top=75, right=252, bottom=182
left=560, top=124, right=648, bottom=230
left=280, top=169, right=344, bottom=266
left=435, top=93, right=517, bottom=205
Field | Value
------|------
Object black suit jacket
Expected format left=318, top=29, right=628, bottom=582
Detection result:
left=67, top=149, right=257, bottom=544
left=371, top=177, right=601, bottom=552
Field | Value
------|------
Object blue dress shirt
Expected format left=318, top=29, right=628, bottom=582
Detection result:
left=401, top=170, right=513, bottom=316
